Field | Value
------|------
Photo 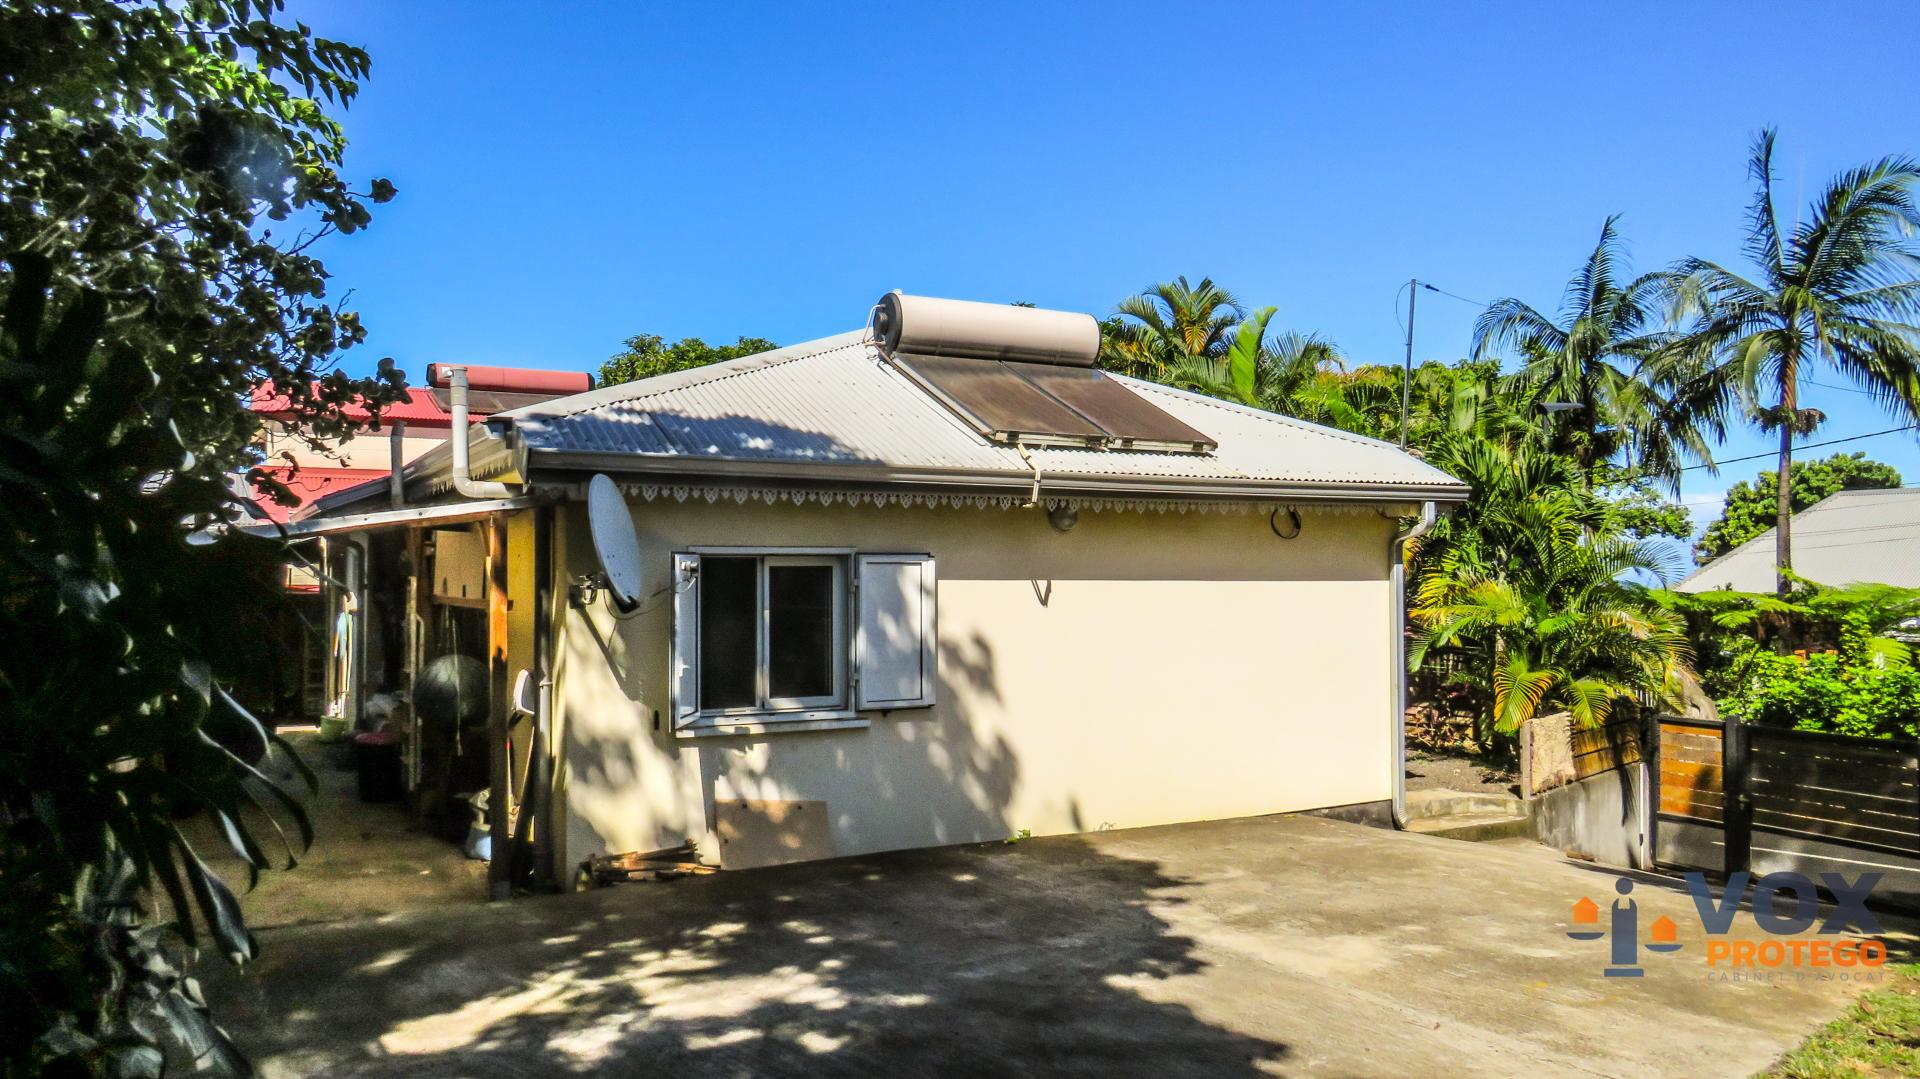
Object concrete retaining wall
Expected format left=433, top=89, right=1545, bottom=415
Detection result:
left=1529, top=764, right=1648, bottom=870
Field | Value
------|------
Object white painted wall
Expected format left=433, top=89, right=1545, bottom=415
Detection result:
left=551, top=495, right=1397, bottom=872
left=258, top=419, right=447, bottom=470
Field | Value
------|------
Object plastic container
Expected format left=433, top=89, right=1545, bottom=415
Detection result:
left=352, top=730, right=403, bottom=802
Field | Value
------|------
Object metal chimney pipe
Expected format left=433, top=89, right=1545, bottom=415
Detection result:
left=388, top=419, right=407, bottom=508
left=446, top=366, right=514, bottom=499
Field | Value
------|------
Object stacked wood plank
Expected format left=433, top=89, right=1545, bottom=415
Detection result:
left=1658, top=720, right=1724, bottom=823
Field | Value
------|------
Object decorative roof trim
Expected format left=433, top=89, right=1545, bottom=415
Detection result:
left=589, top=480, right=1416, bottom=517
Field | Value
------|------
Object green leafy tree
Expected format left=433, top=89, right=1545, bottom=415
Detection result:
left=1660, top=581, right=1920, bottom=738
left=598, top=333, right=778, bottom=386
left=1, top=1, right=394, bottom=1071
left=1668, top=129, right=1920, bottom=593
left=1696, top=452, right=1902, bottom=562
left=1602, top=474, right=1692, bottom=543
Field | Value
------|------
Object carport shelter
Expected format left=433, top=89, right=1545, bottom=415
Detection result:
left=275, top=294, right=1467, bottom=893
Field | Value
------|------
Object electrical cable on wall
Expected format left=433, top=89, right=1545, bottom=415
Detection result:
left=1269, top=506, right=1303, bottom=539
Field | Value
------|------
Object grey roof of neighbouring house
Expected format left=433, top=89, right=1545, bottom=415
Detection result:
left=325, top=330, right=1468, bottom=514
left=1677, top=487, right=1920, bottom=592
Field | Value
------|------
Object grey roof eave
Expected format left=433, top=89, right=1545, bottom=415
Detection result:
left=524, top=447, right=1472, bottom=505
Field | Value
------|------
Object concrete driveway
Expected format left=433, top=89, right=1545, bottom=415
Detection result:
left=211, top=813, right=1896, bottom=1077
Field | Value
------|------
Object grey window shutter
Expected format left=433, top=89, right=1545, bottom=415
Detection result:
left=669, top=552, right=700, bottom=726
left=854, top=553, right=937, bottom=709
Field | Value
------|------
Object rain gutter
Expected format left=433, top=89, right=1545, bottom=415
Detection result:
left=521, top=449, right=1471, bottom=506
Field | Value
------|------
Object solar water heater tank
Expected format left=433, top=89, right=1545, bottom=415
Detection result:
left=872, top=291, right=1100, bottom=366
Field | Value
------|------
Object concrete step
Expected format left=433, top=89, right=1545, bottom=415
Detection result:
left=1403, top=810, right=1534, bottom=843
left=1403, top=788, right=1525, bottom=821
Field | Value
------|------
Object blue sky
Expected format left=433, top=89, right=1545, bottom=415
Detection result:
left=294, top=1, right=1920, bottom=554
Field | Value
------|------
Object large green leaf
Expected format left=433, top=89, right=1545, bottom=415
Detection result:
left=1227, top=306, right=1276, bottom=406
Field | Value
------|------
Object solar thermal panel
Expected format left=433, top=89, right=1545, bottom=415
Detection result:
left=891, top=353, right=1215, bottom=454
left=1003, top=362, right=1216, bottom=451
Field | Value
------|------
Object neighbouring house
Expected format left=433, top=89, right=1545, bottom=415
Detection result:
left=261, top=294, right=1467, bottom=886
left=243, top=364, right=590, bottom=720
left=1677, top=487, right=1920, bottom=593
left=246, top=364, right=593, bottom=523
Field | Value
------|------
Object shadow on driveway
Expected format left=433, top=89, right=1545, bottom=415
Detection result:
left=210, top=813, right=1907, bottom=1077
left=215, top=832, right=1288, bottom=1076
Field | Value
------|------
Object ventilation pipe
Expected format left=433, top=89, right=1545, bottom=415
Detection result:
left=446, top=366, right=515, bottom=499
left=388, top=419, right=407, bottom=508
left=1389, top=501, right=1439, bottom=829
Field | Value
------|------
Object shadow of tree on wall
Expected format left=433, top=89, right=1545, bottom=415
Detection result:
left=213, top=837, right=1290, bottom=1076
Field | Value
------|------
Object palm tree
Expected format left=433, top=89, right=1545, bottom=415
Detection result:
left=1414, top=569, right=1692, bottom=733
left=1473, top=216, right=1709, bottom=489
left=1162, top=306, right=1348, bottom=413
left=1410, top=430, right=1693, bottom=739
left=1668, top=129, right=1920, bottom=594
left=1100, top=276, right=1243, bottom=379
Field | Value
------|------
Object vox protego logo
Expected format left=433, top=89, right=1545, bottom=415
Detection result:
left=1566, top=872, right=1889, bottom=980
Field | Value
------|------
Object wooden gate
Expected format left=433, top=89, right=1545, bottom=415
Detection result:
left=1653, top=716, right=1730, bottom=872
left=1654, top=716, right=1920, bottom=904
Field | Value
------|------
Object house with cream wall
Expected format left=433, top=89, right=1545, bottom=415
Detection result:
left=277, top=294, right=1467, bottom=889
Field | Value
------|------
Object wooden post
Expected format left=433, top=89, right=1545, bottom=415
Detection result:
left=1722, top=720, right=1752, bottom=877
left=486, top=516, right=512, bottom=901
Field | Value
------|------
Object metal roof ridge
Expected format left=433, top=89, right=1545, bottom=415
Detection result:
left=1115, top=374, right=1417, bottom=455
left=501, top=330, right=872, bottom=424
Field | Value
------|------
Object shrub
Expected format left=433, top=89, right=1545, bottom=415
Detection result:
left=1718, top=650, right=1920, bottom=740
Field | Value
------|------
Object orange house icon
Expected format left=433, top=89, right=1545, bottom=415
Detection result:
left=1572, top=897, right=1599, bottom=923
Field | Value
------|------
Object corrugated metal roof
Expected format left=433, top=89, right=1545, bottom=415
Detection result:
left=251, top=384, right=512, bottom=429
left=500, top=330, right=1465, bottom=500
left=1677, top=487, right=1920, bottom=592
left=246, top=466, right=388, bottom=523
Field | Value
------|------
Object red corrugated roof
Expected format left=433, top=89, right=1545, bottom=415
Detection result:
left=251, top=366, right=591, bottom=428
left=248, top=385, right=464, bottom=428
left=247, top=466, right=389, bottom=523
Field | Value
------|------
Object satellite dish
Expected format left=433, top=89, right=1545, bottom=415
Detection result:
left=586, top=473, right=645, bottom=613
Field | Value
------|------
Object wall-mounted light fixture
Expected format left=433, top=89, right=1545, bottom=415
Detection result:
left=1047, top=505, right=1079, bottom=533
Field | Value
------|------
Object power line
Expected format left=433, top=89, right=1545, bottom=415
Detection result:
left=1681, top=425, right=1919, bottom=470
left=1418, top=282, right=1487, bottom=309
left=1801, top=378, right=1879, bottom=396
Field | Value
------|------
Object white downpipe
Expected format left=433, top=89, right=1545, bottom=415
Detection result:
left=446, top=366, right=515, bottom=498
left=1390, top=501, right=1439, bottom=829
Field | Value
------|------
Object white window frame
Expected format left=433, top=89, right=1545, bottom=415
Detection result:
left=759, top=554, right=847, bottom=712
left=681, top=548, right=853, bottom=729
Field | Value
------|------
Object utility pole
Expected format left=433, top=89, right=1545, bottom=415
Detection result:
left=1400, top=278, right=1417, bottom=449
